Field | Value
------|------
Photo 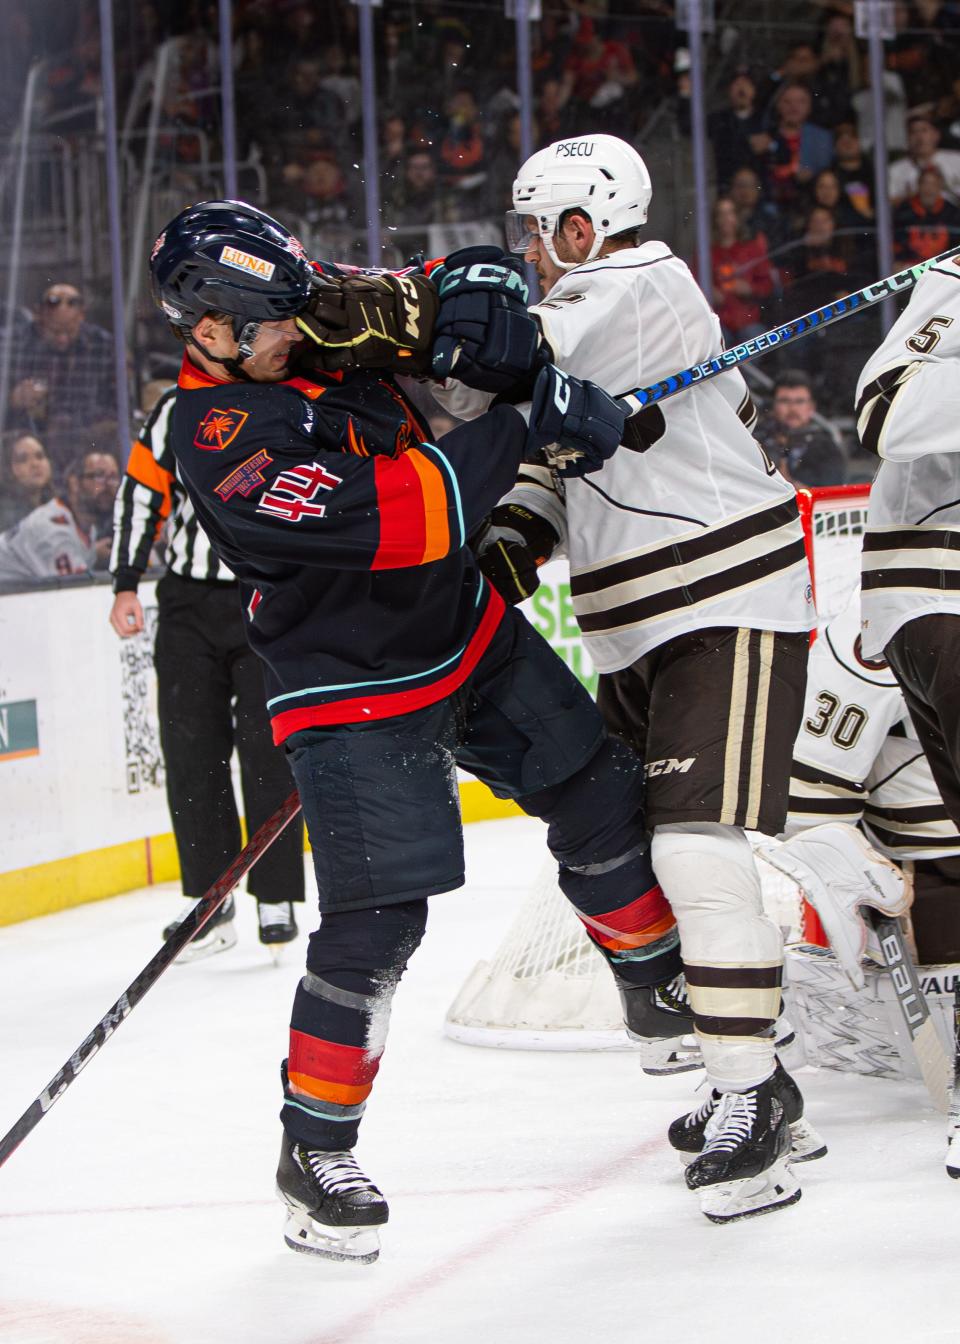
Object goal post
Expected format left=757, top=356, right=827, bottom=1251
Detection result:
left=445, top=485, right=873, bottom=1051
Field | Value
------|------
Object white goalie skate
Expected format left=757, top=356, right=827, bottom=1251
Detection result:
left=757, top=824, right=911, bottom=989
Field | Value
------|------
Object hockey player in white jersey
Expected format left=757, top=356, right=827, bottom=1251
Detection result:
left=434, top=134, right=817, bottom=1221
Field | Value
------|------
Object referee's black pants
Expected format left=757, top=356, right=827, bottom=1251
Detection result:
left=154, top=572, right=305, bottom=904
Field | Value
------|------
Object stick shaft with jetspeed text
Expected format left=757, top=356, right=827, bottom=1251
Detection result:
left=617, top=245, right=960, bottom=416
left=0, top=789, right=302, bottom=1169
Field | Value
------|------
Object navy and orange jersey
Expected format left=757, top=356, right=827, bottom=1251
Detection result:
left=167, top=354, right=528, bottom=742
left=110, top=385, right=236, bottom=589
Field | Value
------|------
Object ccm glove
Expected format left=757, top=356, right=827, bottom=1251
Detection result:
left=296, top=271, right=439, bottom=375
left=431, top=246, right=542, bottom=393
left=475, top=503, right=560, bottom=605
left=525, top=364, right=626, bottom=478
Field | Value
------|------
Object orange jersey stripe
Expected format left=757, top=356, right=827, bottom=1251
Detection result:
left=406, top=447, right=450, bottom=563
left=287, top=1071, right=374, bottom=1106
left=591, top=911, right=678, bottom=952
left=126, top=439, right=174, bottom=519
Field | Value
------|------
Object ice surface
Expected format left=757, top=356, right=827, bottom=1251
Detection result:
left=1, top=817, right=958, bottom=1344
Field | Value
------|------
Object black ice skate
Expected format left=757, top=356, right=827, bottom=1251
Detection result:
left=163, top=895, right=237, bottom=963
left=682, top=1074, right=801, bottom=1223
left=277, top=1134, right=388, bottom=1263
left=618, top=974, right=699, bottom=1075
left=258, top=900, right=298, bottom=952
left=668, top=1058, right=826, bottom=1165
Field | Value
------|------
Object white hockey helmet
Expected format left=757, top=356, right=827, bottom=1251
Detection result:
left=507, top=134, right=652, bottom=270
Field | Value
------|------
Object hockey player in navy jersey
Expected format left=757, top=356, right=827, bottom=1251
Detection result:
left=434, top=134, right=820, bottom=1221
left=150, top=200, right=689, bottom=1261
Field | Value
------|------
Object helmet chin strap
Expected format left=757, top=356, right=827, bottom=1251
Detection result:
left=186, top=318, right=261, bottom=381
left=540, top=217, right=607, bottom=271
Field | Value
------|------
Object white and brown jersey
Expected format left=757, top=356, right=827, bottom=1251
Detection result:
left=786, top=593, right=960, bottom=861
left=440, top=243, right=815, bottom=673
left=856, top=255, right=960, bottom=658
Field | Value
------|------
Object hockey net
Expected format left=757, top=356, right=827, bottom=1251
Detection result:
left=444, top=484, right=872, bottom=1050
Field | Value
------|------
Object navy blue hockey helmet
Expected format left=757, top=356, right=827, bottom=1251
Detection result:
left=150, top=200, right=314, bottom=334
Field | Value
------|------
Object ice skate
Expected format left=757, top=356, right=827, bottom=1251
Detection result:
left=682, top=1074, right=802, bottom=1223
left=163, top=895, right=237, bottom=963
left=617, top=973, right=698, bottom=1075
left=669, top=1058, right=826, bottom=1167
left=258, top=900, right=298, bottom=961
left=277, top=1134, right=388, bottom=1263
left=758, top=825, right=911, bottom=989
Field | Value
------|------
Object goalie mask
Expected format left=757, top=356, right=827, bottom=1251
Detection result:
left=507, top=134, right=652, bottom=270
left=150, top=200, right=314, bottom=370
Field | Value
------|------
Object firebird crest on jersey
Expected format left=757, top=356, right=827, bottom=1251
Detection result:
left=194, top=407, right=250, bottom=451
left=257, top=462, right=343, bottom=522
left=215, top=449, right=274, bottom=501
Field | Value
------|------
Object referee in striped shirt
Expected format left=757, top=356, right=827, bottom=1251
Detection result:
left=109, top=383, right=304, bottom=957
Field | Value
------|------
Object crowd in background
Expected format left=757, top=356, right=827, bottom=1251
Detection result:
left=2, top=0, right=960, bottom=585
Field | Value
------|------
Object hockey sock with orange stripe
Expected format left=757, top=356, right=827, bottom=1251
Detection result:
left=281, top=900, right=428, bottom=1149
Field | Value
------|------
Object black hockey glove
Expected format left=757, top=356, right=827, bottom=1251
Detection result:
left=295, top=271, right=439, bottom=375
left=430, top=246, right=543, bottom=393
left=474, top=503, right=560, bottom=605
left=524, top=364, right=626, bottom=478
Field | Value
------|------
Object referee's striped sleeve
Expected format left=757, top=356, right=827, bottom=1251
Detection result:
left=110, top=389, right=177, bottom=589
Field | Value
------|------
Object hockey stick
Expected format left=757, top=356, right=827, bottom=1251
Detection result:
left=617, top=244, right=960, bottom=414
left=868, top=910, right=951, bottom=1114
left=0, top=788, right=302, bottom=1169
left=948, top=977, right=960, bottom=1177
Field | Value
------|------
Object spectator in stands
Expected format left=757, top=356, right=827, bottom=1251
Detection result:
left=0, top=448, right=119, bottom=584
left=889, top=111, right=960, bottom=205
left=437, top=88, right=487, bottom=217
left=809, top=13, right=860, bottom=129
left=385, top=148, right=440, bottom=227
left=729, top=165, right=785, bottom=247
left=380, top=112, right=408, bottom=185
left=486, top=112, right=528, bottom=215
left=537, top=77, right=578, bottom=146
left=894, top=165, right=960, bottom=263
left=707, top=68, right=767, bottom=191
left=887, top=0, right=958, bottom=109
left=785, top=205, right=860, bottom=313
left=319, top=42, right=361, bottom=128
left=754, top=83, right=835, bottom=221
left=831, top=120, right=875, bottom=223
left=256, top=56, right=346, bottom=202
left=7, top=282, right=117, bottom=478
left=756, top=371, right=846, bottom=487
left=850, top=52, right=908, bottom=157
left=810, top=167, right=875, bottom=274
left=708, top=196, right=776, bottom=343
left=560, top=16, right=637, bottom=129
left=0, top=430, right=53, bottom=533
left=286, top=156, right=358, bottom=232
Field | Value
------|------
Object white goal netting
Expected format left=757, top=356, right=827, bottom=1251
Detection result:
left=445, top=486, right=872, bottom=1050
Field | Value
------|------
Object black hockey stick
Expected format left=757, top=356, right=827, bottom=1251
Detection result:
left=0, top=788, right=303, bottom=1169
left=616, top=244, right=960, bottom=415
left=868, top=910, right=951, bottom=1114
left=948, top=977, right=960, bottom=1178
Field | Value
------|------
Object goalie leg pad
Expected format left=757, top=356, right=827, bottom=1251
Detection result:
left=757, top=824, right=911, bottom=990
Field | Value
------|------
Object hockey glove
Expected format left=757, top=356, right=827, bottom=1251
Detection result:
left=295, top=271, right=439, bottom=375
left=474, top=503, right=560, bottom=605
left=430, top=246, right=542, bottom=393
left=525, top=364, right=626, bottom=478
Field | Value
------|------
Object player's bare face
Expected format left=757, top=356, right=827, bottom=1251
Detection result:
left=242, top=319, right=303, bottom=382
left=523, top=229, right=565, bottom=296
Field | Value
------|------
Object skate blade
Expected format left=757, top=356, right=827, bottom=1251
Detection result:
left=173, top=923, right=238, bottom=964
left=699, top=1159, right=801, bottom=1223
left=788, top=1118, right=828, bottom=1162
left=639, top=1035, right=702, bottom=1076
left=282, top=1210, right=381, bottom=1263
